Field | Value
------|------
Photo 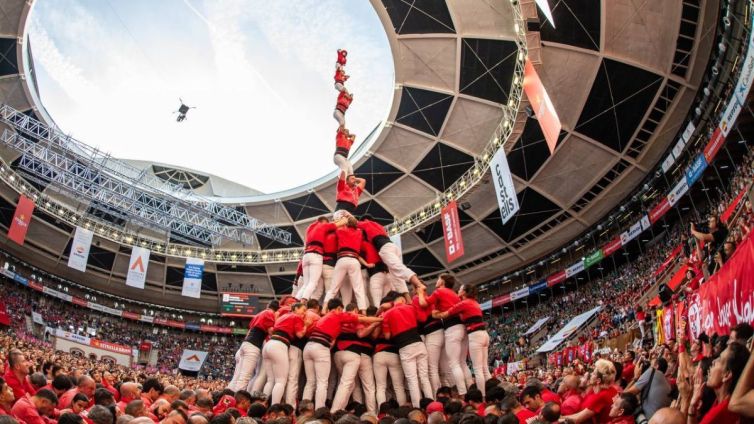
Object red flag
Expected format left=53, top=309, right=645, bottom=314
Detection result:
left=8, top=195, right=34, bottom=245
left=441, top=201, right=465, bottom=263
left=523, top=59, right=562, bottom=153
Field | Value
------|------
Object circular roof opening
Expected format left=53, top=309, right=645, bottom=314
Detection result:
left=27, top=0, right=394, bottom=194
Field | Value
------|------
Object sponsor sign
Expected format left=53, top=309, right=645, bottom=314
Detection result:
left=492, top=294, right=511, bottom=307
left=735, top=40, right=754, bottom=103
left=682, top=121, right=696, bottom=143
left=685, top=154, right=708, bottom=186
left=126, top=247, right=150, bottom=289
left=179, top=350, right=208, bottom=371
left=8, top=195, right=34, bottom=245
left=621, top=221, right=642, bottom=245
left=182, top=258, right=204, bottom=299
left=661, top=154, right=675, bottom=174
left=703, top=127, right=725, bottom=163
left=584, top=250, right=604, bottom=269
left=490, top=149, right=520, bottom=225
left=523, top=58, right=562, bottom=153
left=31, top=311, right=44, bottom=325
left=672, top=138, right=686, bottom=160
left=667, top=179, right=689, bottom=207
left=480, top=300, right=492, bottom=311
left=602, top=237, right=622, bottom=257
left=510, top=287, right=530, bottom=301
left=530, top=280, right=547, bottom=294
left=67, top=227, right=94, bottom=272
left=565, top=260, right=584, bottom=278
left=441, top=201, right=465, bottom=263
left=537, top=306, right=602, bottom=353
left=720, top=98, right=742, bottom=137
left=649, top=198, right=671, bottom=224
left=546, top=270, right=567, bottom=287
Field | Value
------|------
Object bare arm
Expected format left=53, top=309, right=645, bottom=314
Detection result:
left=357, top=256, right=374, bottom=268
left=357, top=322, right=380, bottom=338
left=563, top=408, right=595, bottom=423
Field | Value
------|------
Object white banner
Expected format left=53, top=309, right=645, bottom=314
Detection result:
left=661, top=154, right=675, bottom=174
left=672, top=138, right=686, bottom=160
left=31, top=311, right=44, bottom=325
left=178, top=349, right=208, bottom=372
left=565, top=260, right=585, bottom=278
left=490, top=149, right=520, bottom=225
left=720, top=97, right=742, bottom=137
left=126, top=247, right=150, bottom=289
left=67, top=227, right=93, bottom=272
left=640, top=214, right=651, bottom=231
left=735, top=17, right=754, bottom=103
left=621, top=221, right=643, bottom=245
left=523, top=316, right=550, bottom=336
left=55, top=328, right=91, bottom=345
left=537, top=306, right=601, bottom=353
left=510, top=287, right=530, bottom=301
left=667, top=179, right=690, bottom=207
left=182, top=258, right=204, bottom=299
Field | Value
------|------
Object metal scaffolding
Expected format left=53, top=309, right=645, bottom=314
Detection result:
left=0, top=105, right=291, bottom=246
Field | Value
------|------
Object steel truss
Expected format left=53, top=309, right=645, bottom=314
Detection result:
left=0, top=105, right=291, bottom=246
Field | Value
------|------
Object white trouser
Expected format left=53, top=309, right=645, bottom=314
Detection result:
left=324, top=257, right=368, bottom=310
left=368, top=272, right=392, bottom=307
left=335, top=82, right=346, bottom=92
left=310, top=264, right=334, bottom=302
left=285, top=345, right=303, bottom=406
left=293, top=275, right=303, bottom=298
left=423, top=329, right=444, bottom=396
left=341, top=278, right=354, bottom=306
left=262, top=340, right=289, bottom=404
left=357, top=354, right=377, bottom=414
left=300, top=253, right=324, bottom=300
left=378, top=243, right=415, bottom=284
left=249, top=355, right=267, bottom=393
left=638, top=321, right=646, bottom=339
left=399, top=341, right=433, bottom=407
left=468, top=330, right=491, bottom=396
left=333, top=153, right=354, bottom=177
left=461, top=332, right=473, bottom=387
left=228, top=341, right=261, bottom=392
left=373, top=351, right=407, bottom=406
left=444, top=324, right=469, bottom=394
left=334, top=109, right=346, bottom=127
left=303, top=342, right=331, bottom=410
left=331, top=351, right=376, bottom=413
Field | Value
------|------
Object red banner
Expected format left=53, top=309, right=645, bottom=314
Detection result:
left=703, top=127, right=725, bottom=163
left=8, top=195, right=34, bottom=245
left=667, top=265, right=690, bottom=291
left=547, top=270, right=567, bottom=287
left=72, top=297, right=88, bottom=307
left=721, top=184, right=750, bottom=223
left=602, top=237, right=622, bottom=257
left=441, top=201, right=465, bottom=263
left=90, top=339, right=131, bottom=355
left=0, top=301, right=10, bottom=326
left=654, top=244, right=683, bottom=277
left=649, top=198, right=671, bottom=224
left=523, top=58, right=562, bottom=154
left=663, top=305, right=675, bottom=341
left=687, top=233, right=754, bottom=339
left=492, top=294, right=511, bottom=307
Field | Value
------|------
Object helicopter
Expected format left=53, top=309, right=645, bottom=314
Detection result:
left=174, top=99, right=196, bottom=122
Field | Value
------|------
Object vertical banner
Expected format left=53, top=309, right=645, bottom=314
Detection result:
left=523, top=58, right=562, bottom=154
left=182, top=258, right=204, bottom=299
left=126, top=247, right=150, bottom=289
left=490, top=148, right=520, bottom=225
left=441, top=201, right=465, bottom=263
left=67, top=226, right=94, bottom=272
left=8, top=195, right=35, bottom=246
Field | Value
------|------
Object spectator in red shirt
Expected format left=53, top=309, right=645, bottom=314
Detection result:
left=692, top=343, right=750, bottom=424
left=116, top=382, right=140, bottom=413
left=501, top=394, right=537, bottom=424
left=621, top=351, right=636, bottom=386
left=607, top=393, right=639, bottom=424
left=0, top=377, right=15, bottom=416
left=521, top=386, right=545, bottom=414
left=3, top=349, right=34, bottom=402
left=11, top=388, right=57, bottom=424
left=562, top=359, right=618, bottom=423
left=57, top=376, right=95, bottom=409
left=559, top=375, right=583, bottom=416
left=140, top=378, right=163, bottom=409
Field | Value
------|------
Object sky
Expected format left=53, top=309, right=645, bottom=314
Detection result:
left=28, top=0, right=394, bottom=194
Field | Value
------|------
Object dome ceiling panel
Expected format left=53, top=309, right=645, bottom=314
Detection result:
left=604, top=0, right=682, bottom=75
left=402, top=247, right=445, bottom=276
left=353, top=199, right=394, bottom=225
left=354, top=155, right=405, bottom=195
left=241, top=203, right=295, bottom=226
left=574, top=58, right=663, bottom=153
left=540, top=0, right=601, bottom=51
left=373, top=126, right=436, bottom=171
left=257, top=225, right=303, bottom=250
left=0, top=76, right=32, bottom=111
left=282, top=192, right=331, bottom=222
left=481, top=187, right=562, bottom=243
left=459, top=38, right=518, bottom=105
left=0, top=2, right=25, bottom=38
left=579, top=166, right=645, bottom=222
left=395, top=37, right=457, bottom=91
left=427, top=222, right=508, bottom=266
left=271, top=274, right=295, bottom=295
left=0, top=38, right=18, bottom=76
left=516, top=217, right=587, bottom=262
left=440, top=96, right=506, bottom=155
left=529, top=133, right=619, bottom=207
left=381, top=0, right=456, bottom=34
left=397, top=231, right=424, bottom=252
left=507, top=117, right=567, bottom=181
left=536, top=47, right=601, bottom=131
left=461, top=177, right=525, bottom=221
left=415, top=207, right=474, bottom=244
left=376, top=175, right=438, bottom=217
left=446, top=0, right=517, bottom=39
left=395, top=86, right=454, bottom=136
left=412, top=142, right=475, bottom=191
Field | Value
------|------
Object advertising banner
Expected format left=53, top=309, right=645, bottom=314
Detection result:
left=720, top=97, right=742, bottom=137
left=649, top=198, right=671, bottom=224
left=441, top=201, right=465, bottom=263
left=546, top=270, right=566, bottom=287
left=602, top=237, right=622, bottom=257
left=182, top=258, right=204, bottom=299
left=703, top=128, right=725, bottom=163
left=523, top=317, right=550, bottom=336
left=523, top=58, right=562, bottom=153
left=492, top=294, right=511, bottom=307
left=126, top=246, right=150, bottom=289
left=490, top=148, right=520, bottom=225
left=565, top=260, right=584, bottom=278
left=661, top=154, right=675, bottom=174
left=537, top=307, right=601, bottom=353
left=685, top=154, right=708, bottom=186
left=530, top=280, right=547, bottom=294
left=67, top=227, right=93, bottom=272
left=621, top=221, right=643, bottom=246
left=510, top=287, right=530, bottom=301
left=584, top=250, right=604, bottom=269
left=178, top=350, right=208, bottom=372
left=8, top=195, right=34, bottom=246
left=667, top=178, right=689, bottom=207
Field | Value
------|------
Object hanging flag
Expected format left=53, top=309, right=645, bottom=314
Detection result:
left=491, top=148, right=520, bottom=225
left=178, top=349, right=208, bottom=371
left=126, top=246, right=150, bottom=289
left=523, top=59, right=562, bottom=154
left=8, top=195, right=34, bottom=245
left=67, top=227, right=94, bottom=272
left=182, top=258, right=204, bottom=298
left=441, top=201, right=465, bottom=263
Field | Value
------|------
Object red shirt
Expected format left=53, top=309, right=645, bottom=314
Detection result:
left=0, top=403, right=11, bottom=415
left=334, top=68, right=346, bottom=83
left=699, top=398, right=738, bottom=424
left=305, top=222, right=336, bottom=254
left=336, top=92, right=352, bottom=112
left=335, top=129, right=353, bottom=154
left=304, top=310, right=321, bottom=336
left=514, top=407, right=537, bottom=424
left=581, top=386, right=618, bottom=424
left=336, top=177, right=363, bottom=207
left=324, top=231, right=338, bottom=258
left=3, top=370, right=35, bottom=401
left=621, top=362, right=635, bottom=382
left=426, top=288, right=461, bottom=312
left=446, top=299, right=482, bottom=322
left=250, top=309, right=276, bottom=332
left=382, top=303, right=418, bottom=336
left=412, top=296, right=432, bottom=323
left=57, top=388, right=80, bottom=409
left=361, top=239, right=382, bottom=266
left=357, top=220, right=388, bottom=243
left=560, top=390, right=582, bottom=416
left=11, top=395, right=48, bottom=424
left=141, top=394, right=154, bottom=409
left=636, top=311, right=646, bottom=321
left=273, top=313, right=305, bottom=340
left=336, top=322, right=371, bottom=352
left=541, top=388, right=561, bottom=405
left=337, top=50, right=347, bottom=66
left=609, top=417, right=635, bottom=424
left=311, top=310, right=359, bottom=341
left=336, top=226, right=363, bottom=256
